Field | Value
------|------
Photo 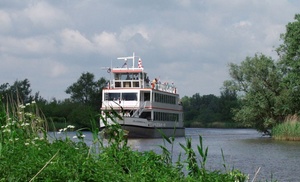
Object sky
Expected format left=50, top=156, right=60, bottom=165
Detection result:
left=1, top=0, right=300, bottom=100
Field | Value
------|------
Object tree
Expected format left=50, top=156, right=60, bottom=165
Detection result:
left=65, top=72, right=107, bottom=128
left=0, top=79, right=33, bottom=104
left=224, top=54, right=283, bottom=131
left=219, top=88, right=239, bottom=122
left=66, top=72, right=107, bottom=106
left=66, top=72, right=96, bottom=103
left=276, top=14, right=300, bottom=114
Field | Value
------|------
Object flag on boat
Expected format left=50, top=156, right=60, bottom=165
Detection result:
left=138, top=58, right=143, bottom=68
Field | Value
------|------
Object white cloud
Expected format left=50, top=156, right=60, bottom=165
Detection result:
left=234, top=21, right=252, bottom=28
left=0, top=10, right=11, bottom=33
left=119, top=25, right=151, bottom=42
left=60, top=29, right=94, bottom=54
left=1, top=0, right=300, bottom=100
left=0, top=35, right=56, bottom=55
left=93, top=31, right=125, bottom=56
left=24, top=2, right=69, bottom=29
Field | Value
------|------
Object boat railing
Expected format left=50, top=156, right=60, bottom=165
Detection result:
left=154, top=83, right=177, bottom=94
left=132, top=101, right=149, bottom=117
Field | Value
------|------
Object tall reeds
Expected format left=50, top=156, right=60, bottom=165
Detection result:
left=272, top=114, right=300, bottom=141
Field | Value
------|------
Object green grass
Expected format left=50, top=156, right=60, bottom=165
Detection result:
left=0, top=101, right=251, bottom=181
left=272, top=121, right=300, bottom=141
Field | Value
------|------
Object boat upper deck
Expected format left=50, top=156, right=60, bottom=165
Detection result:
left=104, top=53, right=178, bottom=94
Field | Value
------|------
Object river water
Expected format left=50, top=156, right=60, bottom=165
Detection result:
left=53, top=128, right=300, bottom=181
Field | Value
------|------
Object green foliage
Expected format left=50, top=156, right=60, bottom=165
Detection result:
left=272, top=115, right=300, bottom=140
left=65, top=72, right=107, bottom=109
left=224, top=54, right=284, bottom=132
left=272, top=122, right=300, bottom=140
left=276, top=14, right=300, bottom=114
left=182, top=92, right=239, bottom=128
left=0, top=101, right=248, bottom=181
left=224, top=14, right=300, bottom=134
left=0, top=79, right=34, bottom=104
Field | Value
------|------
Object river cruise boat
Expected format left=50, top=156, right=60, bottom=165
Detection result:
left=100, top=53, right=185, bottom=138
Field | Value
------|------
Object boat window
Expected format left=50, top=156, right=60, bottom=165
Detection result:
left=140, top=112, right=151, bottom=120
left=154, top=93, right=176, bottom=104
left=144, top=93, right=150, bottom=101
left=154, top=112, right=179, bottom=121
left=122, top=93, right=137, bottom=101
left=104, top=93, right=120, bottom=101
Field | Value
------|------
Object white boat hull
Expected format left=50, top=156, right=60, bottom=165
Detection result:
left=100, top=117, right=185, bottom=138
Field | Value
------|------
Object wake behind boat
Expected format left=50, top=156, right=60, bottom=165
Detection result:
left=100, top=53, right=185, bottom=138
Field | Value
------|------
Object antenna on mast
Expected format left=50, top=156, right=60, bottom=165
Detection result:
left=117, top=52, right=138, bottom=68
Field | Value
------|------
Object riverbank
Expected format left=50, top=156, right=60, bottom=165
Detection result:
left=0, top=103, right=248, bottom=181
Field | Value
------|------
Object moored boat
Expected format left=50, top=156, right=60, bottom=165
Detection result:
left=100, top=53, right=185, bottom=138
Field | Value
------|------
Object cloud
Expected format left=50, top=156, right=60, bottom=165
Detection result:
left=1, top=0, right=300, bottom=100
left=0, top=35, right=57, bottom=56
left=60, top=28, right=94, bottom=54
left=0, top=10, right=11, bottom=33
left=93, top=31, right=125, bottom=56
left=24, top=1, right=69, bottom=29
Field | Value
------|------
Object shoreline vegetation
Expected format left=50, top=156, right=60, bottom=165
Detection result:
left=0, top=101, right=251, bottom=181
left=271, top=115, right=300, bottom=141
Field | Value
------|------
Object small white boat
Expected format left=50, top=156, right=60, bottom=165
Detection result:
left=100, top=53, right=185, bottom=138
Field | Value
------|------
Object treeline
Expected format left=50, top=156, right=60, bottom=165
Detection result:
left=181, top=89, right=241, bottom=128
left=0, top=76, right=241, bottom=130
left=0, top=73, right=107, bottom=130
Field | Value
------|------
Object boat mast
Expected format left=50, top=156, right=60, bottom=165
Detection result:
left=117, top=52, right=137, bottom=68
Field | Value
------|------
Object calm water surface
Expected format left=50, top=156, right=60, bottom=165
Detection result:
left=54, top=128, right=300, bottom=181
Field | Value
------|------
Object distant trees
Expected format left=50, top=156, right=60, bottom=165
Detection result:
left=66, top=72, right=107, bottom=110
left=0, top=79, right=35, bottom=104
left=0, top=73, right=107, bottom=130
left=181, top=89, right=239, bottom=128
left=65, top=72, right=107, bottom=128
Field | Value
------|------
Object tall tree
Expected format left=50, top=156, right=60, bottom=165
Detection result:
left=65, top=72, right=107, bottom=110
left=66, top=72, right=97, bottom=104
left=276, top=14, right=300, bottom=113
left=224, top=54, right=283, bottom=131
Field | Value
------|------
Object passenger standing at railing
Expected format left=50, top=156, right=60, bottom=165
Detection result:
left=151, top=78, right=157, bottom=89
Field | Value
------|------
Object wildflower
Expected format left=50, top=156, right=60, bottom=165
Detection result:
left=81, top=135, right=86, bottom=138
left=3, top=128, right=11, bottom=133
left=67, top=125, right=75, bottom=129
left=34, top=137, right=39, bottom=140
left=25, top=143, right=30, bottom=146
left=23, top=123, right=30, bottom=126
left=73, top=136, right=78, bottom=139
left=26, top=103, right=30, bottom=106
left=19, top=104, right=25, bottom=109
left=31, top=100, right=36, bottom=104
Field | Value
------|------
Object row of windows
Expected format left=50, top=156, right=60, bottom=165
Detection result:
left=154, top=112, right=179, bottom=121
left=104, top=93, right=137, bottom=101
left=154, top=93, right=176, bottom=104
